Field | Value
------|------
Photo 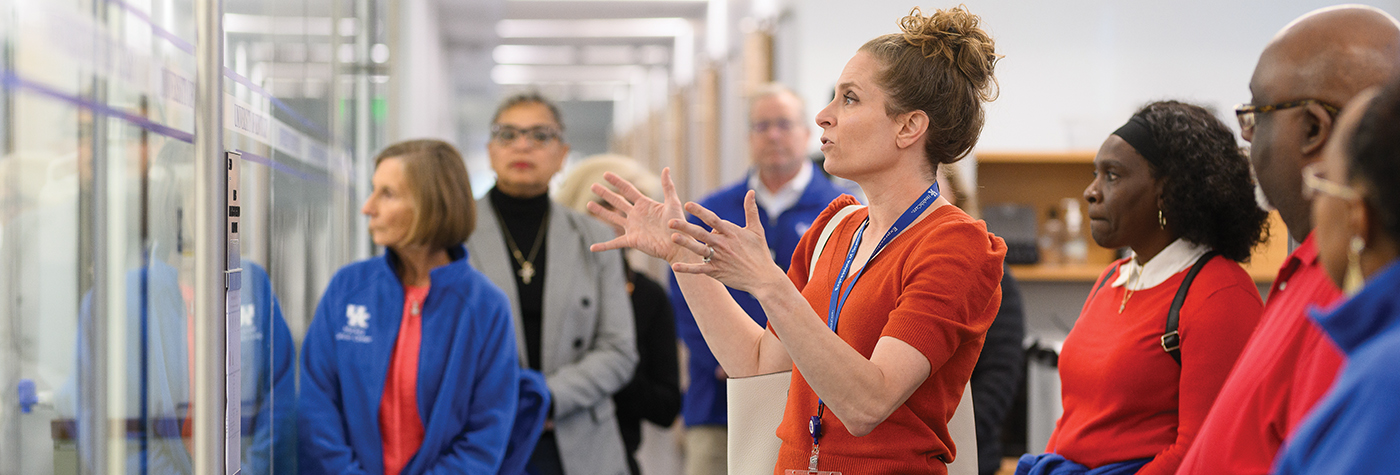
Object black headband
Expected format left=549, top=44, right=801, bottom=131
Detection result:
left=1112, top=115, right=1165, bottom=167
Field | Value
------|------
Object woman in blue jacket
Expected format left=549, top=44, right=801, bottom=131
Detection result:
left=299, top=139, right=520, bottom=474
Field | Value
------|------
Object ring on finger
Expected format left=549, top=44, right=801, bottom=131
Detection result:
left=703, top=245, right=714, bottom=263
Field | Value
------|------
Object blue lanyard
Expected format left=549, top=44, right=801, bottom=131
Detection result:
left=811, top=181, right=940, bottom=446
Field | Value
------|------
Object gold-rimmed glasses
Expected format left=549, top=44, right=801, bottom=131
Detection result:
left=1235, top=100, right=1341, bottom=135
left=1302, top=162, right=1360, bottom=200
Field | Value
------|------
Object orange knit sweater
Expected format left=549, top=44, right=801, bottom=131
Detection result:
left=773, top=196, right=1006, bottom=474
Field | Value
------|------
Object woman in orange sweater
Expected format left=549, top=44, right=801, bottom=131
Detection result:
left=1018, top=101, right=1270, bottom=475
left=590, top=6, right=1005, bottom=474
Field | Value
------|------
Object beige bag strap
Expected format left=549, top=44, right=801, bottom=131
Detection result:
left=946, top=381, right=979, bottom=475
left=808, top=204, right=864, bottom=279
left=726, top=370, right=793, bottom=474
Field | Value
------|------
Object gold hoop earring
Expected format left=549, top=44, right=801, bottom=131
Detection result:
left=1345, top=236, right=1366, bottom=296
left=1158, top=209, right=1167, bottom=229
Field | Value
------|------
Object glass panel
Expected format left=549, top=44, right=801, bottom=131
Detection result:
left=223, top=0, right=370, bottom=472
left=0, top=0, right=373, bottom=471
left=0, top=0, right=200, bottom=472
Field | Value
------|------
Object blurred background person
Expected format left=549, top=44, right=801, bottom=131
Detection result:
left=667, top=82, right=851, bottom=475
left=590, top=6, right=1005, bottom=472
left=1180, top=7, right=1400, bottom=473
left=557, top=153, right=682, bottom=475
left=299, top=140, right=520, bottom=474
left=1022, top=101, right=1269, bottom=475
left=58, top=140, right=296, bottom=475
left=468, top=93, right=637, bottom=475
left=1272, top=77, right=1400, bottom=475
left=940, top=163, right=1026, bottom=475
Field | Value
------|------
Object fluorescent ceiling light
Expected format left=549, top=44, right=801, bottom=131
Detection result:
left=496, top=18, right=692, bottom=38
left=494, top=45, right=577, bottom=65
left=492, top=64, right=647, bottom=84
left=224, top=13, right=358, bottom=36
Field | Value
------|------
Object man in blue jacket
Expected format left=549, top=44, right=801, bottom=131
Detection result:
left=670, top=83, right=851, bottom=475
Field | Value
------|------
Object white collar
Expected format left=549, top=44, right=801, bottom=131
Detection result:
left=1111, top=239, right=1211, bottom=290
left=748, top=160, right=813, bottom=219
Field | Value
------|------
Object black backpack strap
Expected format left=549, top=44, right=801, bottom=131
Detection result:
left=1091, top=260, right=1122, bottom=299
left=1162, top=250, right=1221, bottom=365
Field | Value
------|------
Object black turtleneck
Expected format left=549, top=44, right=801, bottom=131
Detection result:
left=489, top=187, right=551, bottom=371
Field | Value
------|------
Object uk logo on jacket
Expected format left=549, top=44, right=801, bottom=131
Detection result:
left=336, top=305, right=372, bottom=343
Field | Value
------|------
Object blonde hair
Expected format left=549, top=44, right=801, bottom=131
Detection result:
left=373, top=139, right=476, bottom=249
left=860, top=5, right=1000, bottom=170
left=557, top=154, right=662, bottom=214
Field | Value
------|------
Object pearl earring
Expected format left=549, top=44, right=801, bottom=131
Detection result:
left=1345, top=236, right=1366, bottom=296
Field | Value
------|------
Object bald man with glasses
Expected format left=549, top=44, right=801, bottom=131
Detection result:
left=1178, top=6, right=1400, bottom=474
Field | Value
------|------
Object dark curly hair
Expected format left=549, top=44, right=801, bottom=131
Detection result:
left=1348, top=78, right=1400, bottom=243
left=860, top=5, right=1000, bottom=173
left=1136, top=101, right=1269, bottom=262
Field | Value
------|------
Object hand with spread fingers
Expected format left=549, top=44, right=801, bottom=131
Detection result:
left=669, top=190, right=788, bottom=295
left=588, top=167, right=690, bottom=263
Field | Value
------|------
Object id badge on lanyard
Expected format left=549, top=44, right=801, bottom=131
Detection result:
left=799, top=182, right=939, bottom=474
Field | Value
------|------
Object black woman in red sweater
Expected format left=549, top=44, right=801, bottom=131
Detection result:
left=1019, top=101, right=1271, bottom=475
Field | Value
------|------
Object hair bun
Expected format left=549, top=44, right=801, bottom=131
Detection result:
left=900, top=5, right=1001, bottom=100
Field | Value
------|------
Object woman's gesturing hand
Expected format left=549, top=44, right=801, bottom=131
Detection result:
left=588, top=168, right=689, bottom=263
left=669, top=190, right=788, bottom=294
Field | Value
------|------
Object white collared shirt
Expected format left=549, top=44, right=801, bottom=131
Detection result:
left=1111, top=239, right=1212, bottom=290
left=748, top=160, right=813, bottom=222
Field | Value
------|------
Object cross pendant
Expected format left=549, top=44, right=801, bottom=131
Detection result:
left=519, top=262, right=535, bottom=285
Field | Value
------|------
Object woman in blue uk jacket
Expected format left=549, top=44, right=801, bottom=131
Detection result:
left=299, top=139, right=520, bottom=475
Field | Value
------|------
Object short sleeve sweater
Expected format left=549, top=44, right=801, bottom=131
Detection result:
left=774, top=195, right=1006, bottom=474
left=1047, top=255, right=1263, bottom=475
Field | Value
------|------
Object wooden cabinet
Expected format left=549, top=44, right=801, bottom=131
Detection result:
left=974, top=150, right=1287, bottom=283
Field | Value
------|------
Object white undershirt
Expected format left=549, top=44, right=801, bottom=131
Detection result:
left=748, top=160, right=813, bottom=222
left=1111, top=239, right=1211, bottom=290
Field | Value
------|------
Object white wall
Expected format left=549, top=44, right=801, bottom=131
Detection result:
left=779, top=0, right=1400, bottom=151
left=394, top=0, right=457, bottom=141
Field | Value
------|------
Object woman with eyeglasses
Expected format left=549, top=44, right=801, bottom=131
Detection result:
left=1018, top=101, right=1270, bottom=475
left=466, top=93, right=637, bottom=475
left=590, top=6, right=1006, bottom=473
left=1272, top=77, right=1400, bottom=473
left=298, top=140, right=520, bottom=474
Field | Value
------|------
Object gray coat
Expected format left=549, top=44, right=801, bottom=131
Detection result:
left=467, top=198, right=637, bottom=475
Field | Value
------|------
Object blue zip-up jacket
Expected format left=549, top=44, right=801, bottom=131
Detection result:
left=1015, top=453, right=1151, bottom=475
left=669, top=170, right=850, bottom=425
left=1273, top=262, right=1400, bottom=474
left=298, top=245, right=520, bottom=474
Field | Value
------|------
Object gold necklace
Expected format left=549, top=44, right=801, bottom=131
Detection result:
left=1119, top=264, right=1141, bottom=314
left=495, top=206, right=550, bottom=285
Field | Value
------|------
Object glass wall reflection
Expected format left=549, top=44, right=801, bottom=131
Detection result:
left=0, top=0, right=381, bottom=472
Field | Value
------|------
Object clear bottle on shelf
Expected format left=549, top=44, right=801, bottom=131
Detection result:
left=1039, top=207, right=1064, bottom=266
left=1062, top=197, right=1089, bottom=265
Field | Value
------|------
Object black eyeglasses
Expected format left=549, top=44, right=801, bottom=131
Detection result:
left=1234, top=99, right=1340, bottom=135
left=491, top=124, right=561, bottom=146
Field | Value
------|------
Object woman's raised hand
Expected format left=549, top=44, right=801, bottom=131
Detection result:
left=589, top=168, right=689, bottom=262
left=669, top=190, right=788, bottom=294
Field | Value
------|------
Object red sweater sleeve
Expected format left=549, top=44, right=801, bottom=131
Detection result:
left=1136, top=276, right=1263, bottom=475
